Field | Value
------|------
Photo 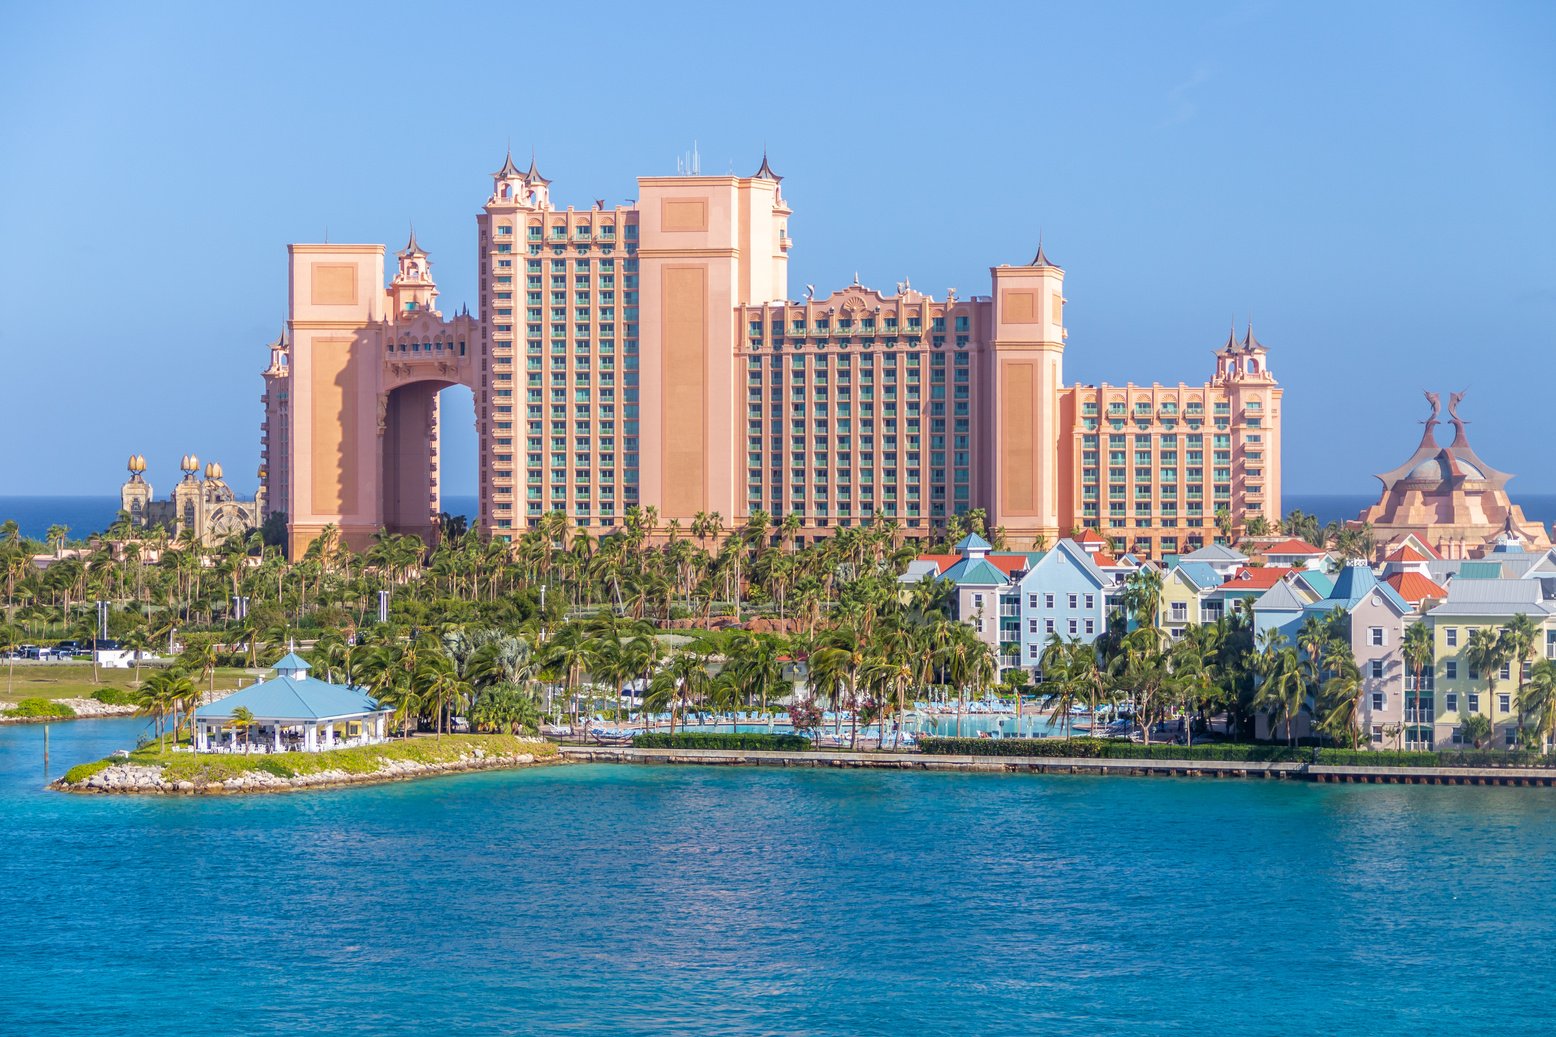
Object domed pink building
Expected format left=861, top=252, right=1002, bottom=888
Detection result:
left=1355, top=391, right=1549, bottom=559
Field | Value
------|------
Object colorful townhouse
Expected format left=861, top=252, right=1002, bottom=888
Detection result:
left=1015, top=539, right=1117, bottom=669
left=1304, top=561, right=1414, bottom=748
left=1159, top=562, right=1224, bottom=637
left=1428, top=577, right=1555, bottom=749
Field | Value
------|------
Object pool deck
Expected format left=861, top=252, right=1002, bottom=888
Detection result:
left=560, top=746, right=1556, bottom=786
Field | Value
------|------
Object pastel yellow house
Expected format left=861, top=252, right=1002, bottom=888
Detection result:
left=1427, top=580, right=1553, bottom=748
left=1158, top=562, right=1224, bottom=639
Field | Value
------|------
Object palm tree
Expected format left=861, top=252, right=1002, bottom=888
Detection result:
left=1256, top=643, right=1307, bottom=747
left=1316, top=656, right=1363, bottom=748
left=1504, top=613, right=1540, bottom=736
left=1401, top=620, right=1434, bottom=749
left=541, top=622, right=596, bottom=735
left=230, top=706, right=258, bottom=753
left=120, top=625, right=152, bottom=686
left=810, top=627, right=867, bottom=748
left=1463, top=626, right=1511, bottom=746
left=1517, top=659, right=1556, bottom=752
left=1109, top=628, right=1169, bottom=743
left=137, top=670, right=192, bottom=750
left=1121, top=568, right=1164, bottom=631
left=0, top=623, right=19, bottom=698
left=1039, top=634, right=1082, bottom=738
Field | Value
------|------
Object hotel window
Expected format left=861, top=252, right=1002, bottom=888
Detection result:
left=1500, top=694, right=1511, bottom=713
left=1369, top=627, right=1385, bottom=646
left=1372, top=692, right=1385, bottom=711
left=1445, top=628, right=1458, bottom=647
left=1446, top=692, right=1458, bottom=711
left=1371, top=660, right=1384, bottom=679
left=1445, top=661, right=1458, bottom=680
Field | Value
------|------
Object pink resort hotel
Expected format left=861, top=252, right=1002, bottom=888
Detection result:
left=261, top=154, right=1282, bottom=558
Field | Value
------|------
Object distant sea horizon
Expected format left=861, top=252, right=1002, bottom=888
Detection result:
left=5, top=492, right=1556, bottom=544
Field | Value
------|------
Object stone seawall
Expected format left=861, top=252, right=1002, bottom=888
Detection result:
left=56, top=747, right=565, bottom=795
left=561, top=747, right=1556, bottom=786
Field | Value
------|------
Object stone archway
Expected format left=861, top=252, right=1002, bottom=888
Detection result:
left=380, top=379, right=453, bottom=542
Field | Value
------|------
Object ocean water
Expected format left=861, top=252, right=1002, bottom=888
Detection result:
left=1288, top=492, right=1556, bottom=529
left=7, top=718, right=1556, bottom=1036
left=6, top=493, right=1556, bottom=543
left=0, top=495, right=481, bottom=541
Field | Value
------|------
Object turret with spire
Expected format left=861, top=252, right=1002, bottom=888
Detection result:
left=390, top=225, right=438, bottom=315
left=1213, top=321, right=1274, bottom=385
left=490, top=148, right=526, bottom=208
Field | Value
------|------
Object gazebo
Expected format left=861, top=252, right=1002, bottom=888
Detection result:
left=192, top=653, right=393, bottom=753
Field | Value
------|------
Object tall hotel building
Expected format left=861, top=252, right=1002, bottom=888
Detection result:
left=262, top=154, right=1280, bottom=558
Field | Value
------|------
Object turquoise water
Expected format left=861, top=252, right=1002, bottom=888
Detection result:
left=7, top=718, right=1556, bottom=1035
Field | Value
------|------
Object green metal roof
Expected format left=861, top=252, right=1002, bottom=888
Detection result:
left=942, top=557, right=1009, bottom=586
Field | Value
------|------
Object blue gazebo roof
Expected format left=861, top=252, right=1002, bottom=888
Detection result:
left=194, top=674, right=388, bottom=722
left=272, top=652, right=312, bottom=676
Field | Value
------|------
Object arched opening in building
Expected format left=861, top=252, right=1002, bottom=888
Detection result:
left=380, top=380, right=476, bottom=545
left=436, top=384, right=477, bottom=531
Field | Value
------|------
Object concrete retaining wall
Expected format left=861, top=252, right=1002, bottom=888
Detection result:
left=560, top=747, right=1556, bottom=786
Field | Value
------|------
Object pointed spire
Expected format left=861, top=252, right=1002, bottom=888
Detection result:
left=524, top=149, right=551, bottom=186
left=1222, top=322, right=1239, bottom=353
left=752, top=150, right=782, bottom=182
left=1242, top=320, right=1263, bottom=351
left=398, top=223, right=425, bottom=257
left=493, top=148, right=522, bottom=180
left=1031, top=236, right=1056, bottom=268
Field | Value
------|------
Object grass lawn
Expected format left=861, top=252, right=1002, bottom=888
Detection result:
left=63, top=733, right=558, bottom=785
left=0, top=664, right=260, bottom=702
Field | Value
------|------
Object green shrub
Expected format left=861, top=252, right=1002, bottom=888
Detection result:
left=4, top=698, right=76, bottom=719
left=632, top=732, right=813, bottom=751
left=63, top=759, right=111, bottom=783
left=91, top=689, right=137, bottom=706
left=917, top=737, right=1307, bottom=763
left=1315, top=748, right=1556, bottom=769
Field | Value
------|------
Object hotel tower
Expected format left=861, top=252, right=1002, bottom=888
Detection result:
left=262, top=154, right=1280, bottom=558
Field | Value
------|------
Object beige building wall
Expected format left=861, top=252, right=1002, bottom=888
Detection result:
left=286, top=244, right=384, bottom=555
left=987, top=262, right=1066, bottom=545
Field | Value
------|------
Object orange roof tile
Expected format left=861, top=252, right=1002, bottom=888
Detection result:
left=1220, top=566, right=1295, bottom=591
left=1075, top=529, right=1108, bottom=544
left=914, top=554, right=961, bottom=573
left=1263, top=538, right=1325, bottom=556
left=1385, top=572, right=1448, bottom=603
left=1383, top=545, right=1428, bottom=564
left=1091, top=552, right=1123, bottom=567
left=985, top=554, right=1030, bottom=576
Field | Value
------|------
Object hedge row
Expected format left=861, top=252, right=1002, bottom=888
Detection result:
left=1314, top=748, right=1556, bottom=769
left=917, top=737, right=1308, bottom=762
left=917, top=739, right=1556, bottom=769
left=631, top=732, right=814, bottom=752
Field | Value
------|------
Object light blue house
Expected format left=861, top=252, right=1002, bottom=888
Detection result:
left=1252, top=579, right=1314, bottom=649
left=1015, top=539, right=1112, bottom=670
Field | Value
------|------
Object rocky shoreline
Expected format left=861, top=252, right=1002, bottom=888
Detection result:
left=0, top=698, right=139, bottom=724
left=53, top=743, right=565, bottom=795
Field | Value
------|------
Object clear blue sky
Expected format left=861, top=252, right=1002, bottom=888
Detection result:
left=2, top=0, right=1552, bottom=500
